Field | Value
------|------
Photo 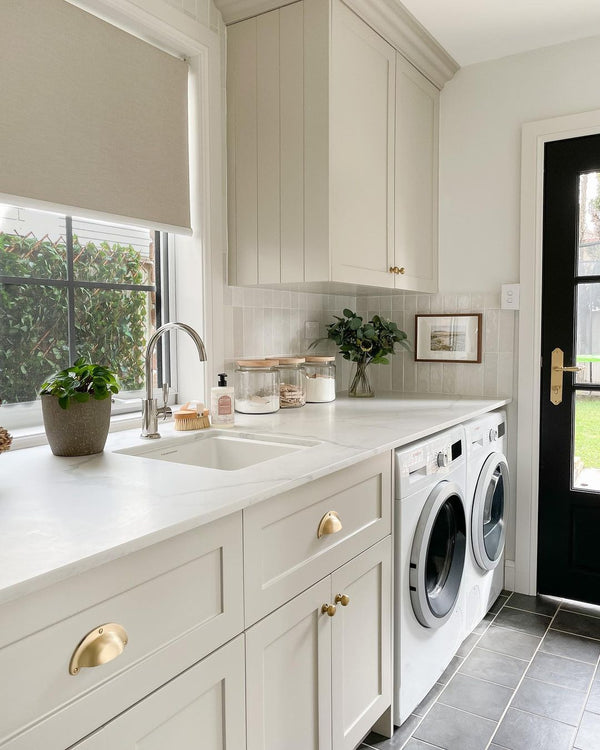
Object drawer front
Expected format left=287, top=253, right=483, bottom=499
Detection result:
left=244, top=453, right=392, bottom=626
left=0, top=512, right=243, bottom=749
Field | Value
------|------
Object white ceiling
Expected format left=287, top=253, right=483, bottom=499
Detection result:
left=216, top=0, right=600, bottom=68
left=396, top=0, right=600, bottom=66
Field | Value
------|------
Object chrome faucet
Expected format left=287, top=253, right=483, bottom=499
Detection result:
left=141, top=322, right=207, bottom=439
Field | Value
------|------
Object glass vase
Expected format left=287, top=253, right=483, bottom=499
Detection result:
left=348, top=360, right=374, bottom=398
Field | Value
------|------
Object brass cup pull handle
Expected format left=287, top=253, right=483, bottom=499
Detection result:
left=321, top=603, right=337, bottom=617
left=334, top=593, right=350, bottom=606
left=69, top=623, right=128, bottom=676
left=317, top=511, right=342, bottom=538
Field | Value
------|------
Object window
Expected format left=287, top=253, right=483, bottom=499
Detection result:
left=0, top=204, right=171, bottom=430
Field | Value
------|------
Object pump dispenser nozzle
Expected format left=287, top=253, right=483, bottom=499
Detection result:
left=218, top=373, right=228, bottom=387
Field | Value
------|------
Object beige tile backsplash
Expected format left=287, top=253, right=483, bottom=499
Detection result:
left=222, top=287, right=516, bottom=398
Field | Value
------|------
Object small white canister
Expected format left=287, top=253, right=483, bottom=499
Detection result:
left=303, top=356, right=336, bottom=403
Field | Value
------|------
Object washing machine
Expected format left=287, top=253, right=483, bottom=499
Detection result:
left=394, top=425, right=468, bottom=726
left=463, top=410, right=509, bottom=635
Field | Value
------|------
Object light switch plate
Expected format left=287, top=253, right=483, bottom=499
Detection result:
left=501, top=283, right=520, bottom=310
left=305, top=321, right=320, bottom=339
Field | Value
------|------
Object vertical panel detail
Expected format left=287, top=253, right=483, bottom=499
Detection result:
left=280, top=2, right=305, bottom=283
left=257, top=10, right=281, bottom=284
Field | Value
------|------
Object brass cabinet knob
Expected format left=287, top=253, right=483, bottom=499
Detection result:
left=69, top=623, right=128, bottom=676
left=398, top=267, right=405, bottom=274
left=389, top=266, right=406, bottom=275
left=321, top=603, right=337, bottom=617
left=334, top=593, right=350, bottom=606
left=317, top=510, right=342, bottom=538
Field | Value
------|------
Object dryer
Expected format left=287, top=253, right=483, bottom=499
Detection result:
left=463, top=410, right=509, bottom=635
left=394, top=426, right=467, bottom=726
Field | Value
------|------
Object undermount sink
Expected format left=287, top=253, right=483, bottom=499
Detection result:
left=115, top=430, right=320, bottom=471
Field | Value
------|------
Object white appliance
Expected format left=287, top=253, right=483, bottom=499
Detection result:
left=394, top=426, right=468, bottom=725
left=463, top=410, right=509, bottom=635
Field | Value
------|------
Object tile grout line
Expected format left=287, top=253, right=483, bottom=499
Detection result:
left=483, top=599, right=564, bottom=750
left=571, top=659, right=600, bottom=749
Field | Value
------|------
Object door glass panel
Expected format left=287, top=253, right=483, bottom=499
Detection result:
left=482, top=467, right=505, bottom=561
left=425, top=495, right=466, bottom=617
left=575, top=283, right=600, bottom=385
left=573, top=392, right=600, bottom=491
left=578, top=172, right=600, bottom=276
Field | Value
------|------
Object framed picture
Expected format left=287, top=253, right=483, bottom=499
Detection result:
left=415, top=313, right=482, bottom=363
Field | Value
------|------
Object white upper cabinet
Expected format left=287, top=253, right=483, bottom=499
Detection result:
left=227, top=0, right=441, bottom=294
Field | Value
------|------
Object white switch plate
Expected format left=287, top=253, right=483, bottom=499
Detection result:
left=305, top=321, right=320, bottom=339
left=501, top=283, right=520, bottom=310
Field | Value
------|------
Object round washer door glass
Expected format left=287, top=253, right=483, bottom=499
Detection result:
left=410, top=481, right=467, bottom=628
left=472, top=452, right=509, bottom=571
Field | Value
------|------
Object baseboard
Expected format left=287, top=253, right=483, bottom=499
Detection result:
left=504, top=559, right=515, bottom=591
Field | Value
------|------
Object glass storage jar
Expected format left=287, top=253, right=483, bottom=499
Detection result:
left=234, top=360, right=280, bottom=414
left=273, top=357, right=306, bottom=408
left=303, top=356, right=336, bottom=402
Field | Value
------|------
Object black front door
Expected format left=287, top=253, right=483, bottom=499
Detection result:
left=538, top=134, right=600, bottom=603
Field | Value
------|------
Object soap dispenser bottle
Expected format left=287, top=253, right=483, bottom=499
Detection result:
left=210, top=373, right=234, bottom=426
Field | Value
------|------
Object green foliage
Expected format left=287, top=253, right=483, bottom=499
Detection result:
left=310, top=308, right=410, bottom=364
left=0, top=232, right=151, bottom=404
left=40, top=356, right=120, bottom=410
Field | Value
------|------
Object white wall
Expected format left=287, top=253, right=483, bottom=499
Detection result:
left=439, top=34, right=600, bottom=294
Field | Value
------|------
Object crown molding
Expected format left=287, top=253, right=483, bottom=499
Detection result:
left=215, top=0, right=459, bottom=88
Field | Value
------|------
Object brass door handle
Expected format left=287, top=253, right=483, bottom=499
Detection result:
left=550, top=347, right=583, bottom=405
left=553, top=366, right=584, bottom=372
left=317, top=511, right=342, bottom=538
left=334, top=593, right=350, bottom=606
left=69, top=623, right=128, bottom=675
left=321, top=603, right=336, bottom=617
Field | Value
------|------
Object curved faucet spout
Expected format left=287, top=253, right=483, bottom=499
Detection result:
left=141, top=322, right=207, bottom=438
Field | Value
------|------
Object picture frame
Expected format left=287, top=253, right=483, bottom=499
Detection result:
left=415, top=313, right=482, bottom=363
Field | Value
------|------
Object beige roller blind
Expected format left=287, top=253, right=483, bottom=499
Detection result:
left=0, top=0, right=190, bottom=233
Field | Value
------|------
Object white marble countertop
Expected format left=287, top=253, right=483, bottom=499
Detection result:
left=0, top=393, right=508, bottom=605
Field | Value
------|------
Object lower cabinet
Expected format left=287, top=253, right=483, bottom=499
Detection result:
left=246, top=538, right=391, bottom=750
left=72, top=635, right=246, bottom=749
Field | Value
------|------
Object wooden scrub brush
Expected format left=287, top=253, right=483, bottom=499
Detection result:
left=0, top=426, right=12, bottom=454
left=174, top=402, right=210, bottom=431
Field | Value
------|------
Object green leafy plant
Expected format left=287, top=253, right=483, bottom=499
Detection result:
left=311, top=308, right=410, bottom=365
left=0, top=232, right=150, bottom=403
left=40, top=357, right=120, bottom=410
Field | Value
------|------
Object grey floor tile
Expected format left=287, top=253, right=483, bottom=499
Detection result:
left=586, top=679, right=600, bottom=715
left=526, top=651, right=595, bottom=692
left=574, top=710, right=600, bottom=749
left=561, top=599, right=600, bottom=619
left=365, top=715, right=421, bottom=748
left=493, top=606, right=552, bottom=637
left=478, top=625, right=541, bottom=660
left=473, top=613, right=495, bottom=635
left=489, top=746, right=510, bottom=749
left=457, top=631, right=481, bottom=657
left=541, top=629, right=600, bottom=664
left=413, top=703, right=496, bottom=750
left=438, top=672, right=513, bottom=721
left=553, top=609, right=600, bottom=640
left=501, top=589, right=513, bottom=597
left=489, top=594, right=509, bottom=615
left=438, top=655, right=463, bottom=685
left=505, top=593, right=560, bottom=617
left=511, top=676, right=587, bottom=726
left=460, top=646, right=528, bottom=688
left=402, top=741, right=444, bottom=750
left=493, top=707, right=576, bottom=750
left=413, top=682, right=444, bottom=717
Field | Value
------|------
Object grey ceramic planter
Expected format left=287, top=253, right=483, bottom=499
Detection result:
left=41, top=395, right=112, bottom=456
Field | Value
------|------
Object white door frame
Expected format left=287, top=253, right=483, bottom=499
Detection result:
left=515, top=108, right=600, bottom=594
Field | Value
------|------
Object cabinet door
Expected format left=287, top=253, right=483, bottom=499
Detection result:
left=246, top=577, right=333, bottom=750
left=394, top=54, right=439, bottom=293
left=331, top=537, right=392, bottom=750
left=330, top=0, right=395, bottom=289
left=71, top=636, right=245, bottom=749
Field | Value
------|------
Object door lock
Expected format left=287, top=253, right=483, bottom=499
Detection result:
left=549, top=348, right=584, bottom=405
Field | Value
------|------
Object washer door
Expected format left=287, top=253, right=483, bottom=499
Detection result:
left=472, top=452, right=509, bottom=571
left=409, top=481, right=467, bottom=628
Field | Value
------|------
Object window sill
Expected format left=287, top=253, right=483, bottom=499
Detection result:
left=8, top=412, right=144, bottom=451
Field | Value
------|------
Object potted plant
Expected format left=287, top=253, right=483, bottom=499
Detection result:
left=311, top=309, right=409, bottom=398
left=40, top=357, right=120, bottom=456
